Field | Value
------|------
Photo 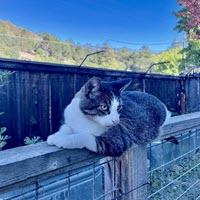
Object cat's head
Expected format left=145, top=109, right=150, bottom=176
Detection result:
left=79, top=77, right=132, bottom=128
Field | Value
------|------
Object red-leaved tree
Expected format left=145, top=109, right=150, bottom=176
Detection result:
left=175, top=0, right=200, bottom=39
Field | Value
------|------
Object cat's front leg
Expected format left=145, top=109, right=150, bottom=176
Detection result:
left=57, top=133, right=97, bottom=153
left=47, top=124, right=73, bottom=147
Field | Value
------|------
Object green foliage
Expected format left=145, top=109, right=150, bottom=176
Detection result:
left=39, top=32, right=60, bottom=42
left=130, top=45, right=154, bottom=72
left=0, top=35, right=20, bottom=59
left=152, top=47, right=183, bottom=75
left=174, top=1, right=200, bottom=70
left=0, top=20, right=158, bottom=73
left=0, top=113, right=10, bottom=150
left=0, top=71, right=12, bottom=87
left=0, top=71, right=12, bottom=150
left=181, top=39, right=200, bottom=66
left=0, top=127, right=10, bottom=149
left=174, top=7, right=190, bottom=33
left=24, top=136, right=43, bottom=145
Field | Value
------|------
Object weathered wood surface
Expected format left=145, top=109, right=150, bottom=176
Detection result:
left=115, top=145, right=147, bottom=200
left=1, top=112, right=200, bottom=196
left=160, top=111, right=200, bottom=139
left=0, top=142, right=104, bottom=194
left=185, top=77, right=200, bottom=113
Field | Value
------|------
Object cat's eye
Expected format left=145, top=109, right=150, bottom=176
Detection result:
left=100, top=105, right=108, bottom=111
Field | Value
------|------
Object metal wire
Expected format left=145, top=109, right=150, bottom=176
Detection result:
left=148, top=145, right=200, bottom=174
left=148, top=129, right=200, bottom=200
left=148, top=162, right=200, bottom=198
left=175, top=179, right=200, bottom=200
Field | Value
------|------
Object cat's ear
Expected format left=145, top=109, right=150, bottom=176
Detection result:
left=114, top=78, right=132, bottom=92
left=85, top=77, right=101, bottom=94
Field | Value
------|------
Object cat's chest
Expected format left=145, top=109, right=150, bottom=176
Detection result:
left=64, top=99, right=107, bottom=136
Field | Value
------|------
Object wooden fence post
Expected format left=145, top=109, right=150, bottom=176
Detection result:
left=115, top=144, right=147, bottom=200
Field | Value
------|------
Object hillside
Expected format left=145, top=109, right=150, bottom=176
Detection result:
left=0, top=20, right=184, bottom=74
left=0, top=20, right=39, bottom=39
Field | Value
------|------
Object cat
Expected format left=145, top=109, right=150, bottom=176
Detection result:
left=47, top=77, right=170, bottom=156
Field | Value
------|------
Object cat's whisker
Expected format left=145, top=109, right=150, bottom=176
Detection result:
left=119, top=118, right=133, bottom=127
left=119, top=121, right=131, bottom=132
left=119, top=121, right=129, bottom=127
left=120, top=118, right=133, bottom=124
left=118, top=124, right=128, bottom=133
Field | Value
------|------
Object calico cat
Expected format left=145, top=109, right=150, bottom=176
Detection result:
left=47, top=77, right=170, bottom=156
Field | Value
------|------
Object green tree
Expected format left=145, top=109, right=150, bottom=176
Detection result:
left=152, top=47, right=183, bottom=75
left=97, top=43, right=118, bottom=69
left=61, top=42, right=73, bottom=61
left=174, top=0, right=200, bottom=68
left=181, top=39, right=200, bottom=66
left=126, top=46, right=154, bottom=72
left=73, top=43, right=86, bottom=64
left=115, top=48, right=133, bottom=71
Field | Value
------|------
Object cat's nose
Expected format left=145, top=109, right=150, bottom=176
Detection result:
left=112, top=119, right=119, bottom=124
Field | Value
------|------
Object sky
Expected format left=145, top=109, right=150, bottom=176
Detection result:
left=0, top=0, right=184, bottom=52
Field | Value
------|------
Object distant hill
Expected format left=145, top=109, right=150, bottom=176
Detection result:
left=0, top=19, right=183, bottom=75
left=0, top=20, right=39, bottom=39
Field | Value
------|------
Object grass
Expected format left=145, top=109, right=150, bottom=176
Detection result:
left=148, top=148, right=200, bottom=200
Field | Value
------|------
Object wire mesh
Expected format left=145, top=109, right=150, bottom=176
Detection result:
left=35, top=157, right=118, bottom=200
left=147, top=129, right=200, bottom=200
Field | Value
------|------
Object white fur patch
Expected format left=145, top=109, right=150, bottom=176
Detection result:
left=93, top=97, right=120, bottom=127
left=47, top=94, right=120, bottom=152
left=48, top=133, right=97, bottom=152
left=65, top=95, right=107, bottom=136
left=161, top=105, right=171, bottom=126
left=159, top=105, right=172, bottom=137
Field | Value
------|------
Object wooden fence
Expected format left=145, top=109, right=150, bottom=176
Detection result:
left=1, top=112, right=200, bottom=199
left=0, top=58, right=200, bottom=149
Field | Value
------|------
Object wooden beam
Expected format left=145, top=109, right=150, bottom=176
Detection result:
left=160, top=112, right=200, bottom=139
left=0, top=142, right=103, bottom=193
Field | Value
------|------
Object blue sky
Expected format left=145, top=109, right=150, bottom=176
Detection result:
left=0, top=0, right=183, bottom=51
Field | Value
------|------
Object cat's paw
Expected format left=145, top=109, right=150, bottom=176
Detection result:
left=47, top=134, right=54, bottom=145
left=47, top=133, right=97, bottom=152
left=47, top=135, right=73, bottom=149
left=47, top=132, right=64, bottom=148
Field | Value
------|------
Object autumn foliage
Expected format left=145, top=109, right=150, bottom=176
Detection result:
left=175, top=0, right=200, bottom=39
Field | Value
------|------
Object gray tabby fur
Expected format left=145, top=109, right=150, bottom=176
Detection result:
left=96, top=90, right=168, bottom=156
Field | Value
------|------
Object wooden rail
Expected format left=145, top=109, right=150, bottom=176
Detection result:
left=1, top=112, right=200, bottom=199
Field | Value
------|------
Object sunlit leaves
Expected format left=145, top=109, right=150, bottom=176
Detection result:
left=175, top=0, right=200, bottom=39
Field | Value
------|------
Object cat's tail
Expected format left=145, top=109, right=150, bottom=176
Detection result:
left=160, top=109, right=179, bottom=144
left=162, top=105, right=171, bottom=126
left=159, top=105, right=172, bottom=139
